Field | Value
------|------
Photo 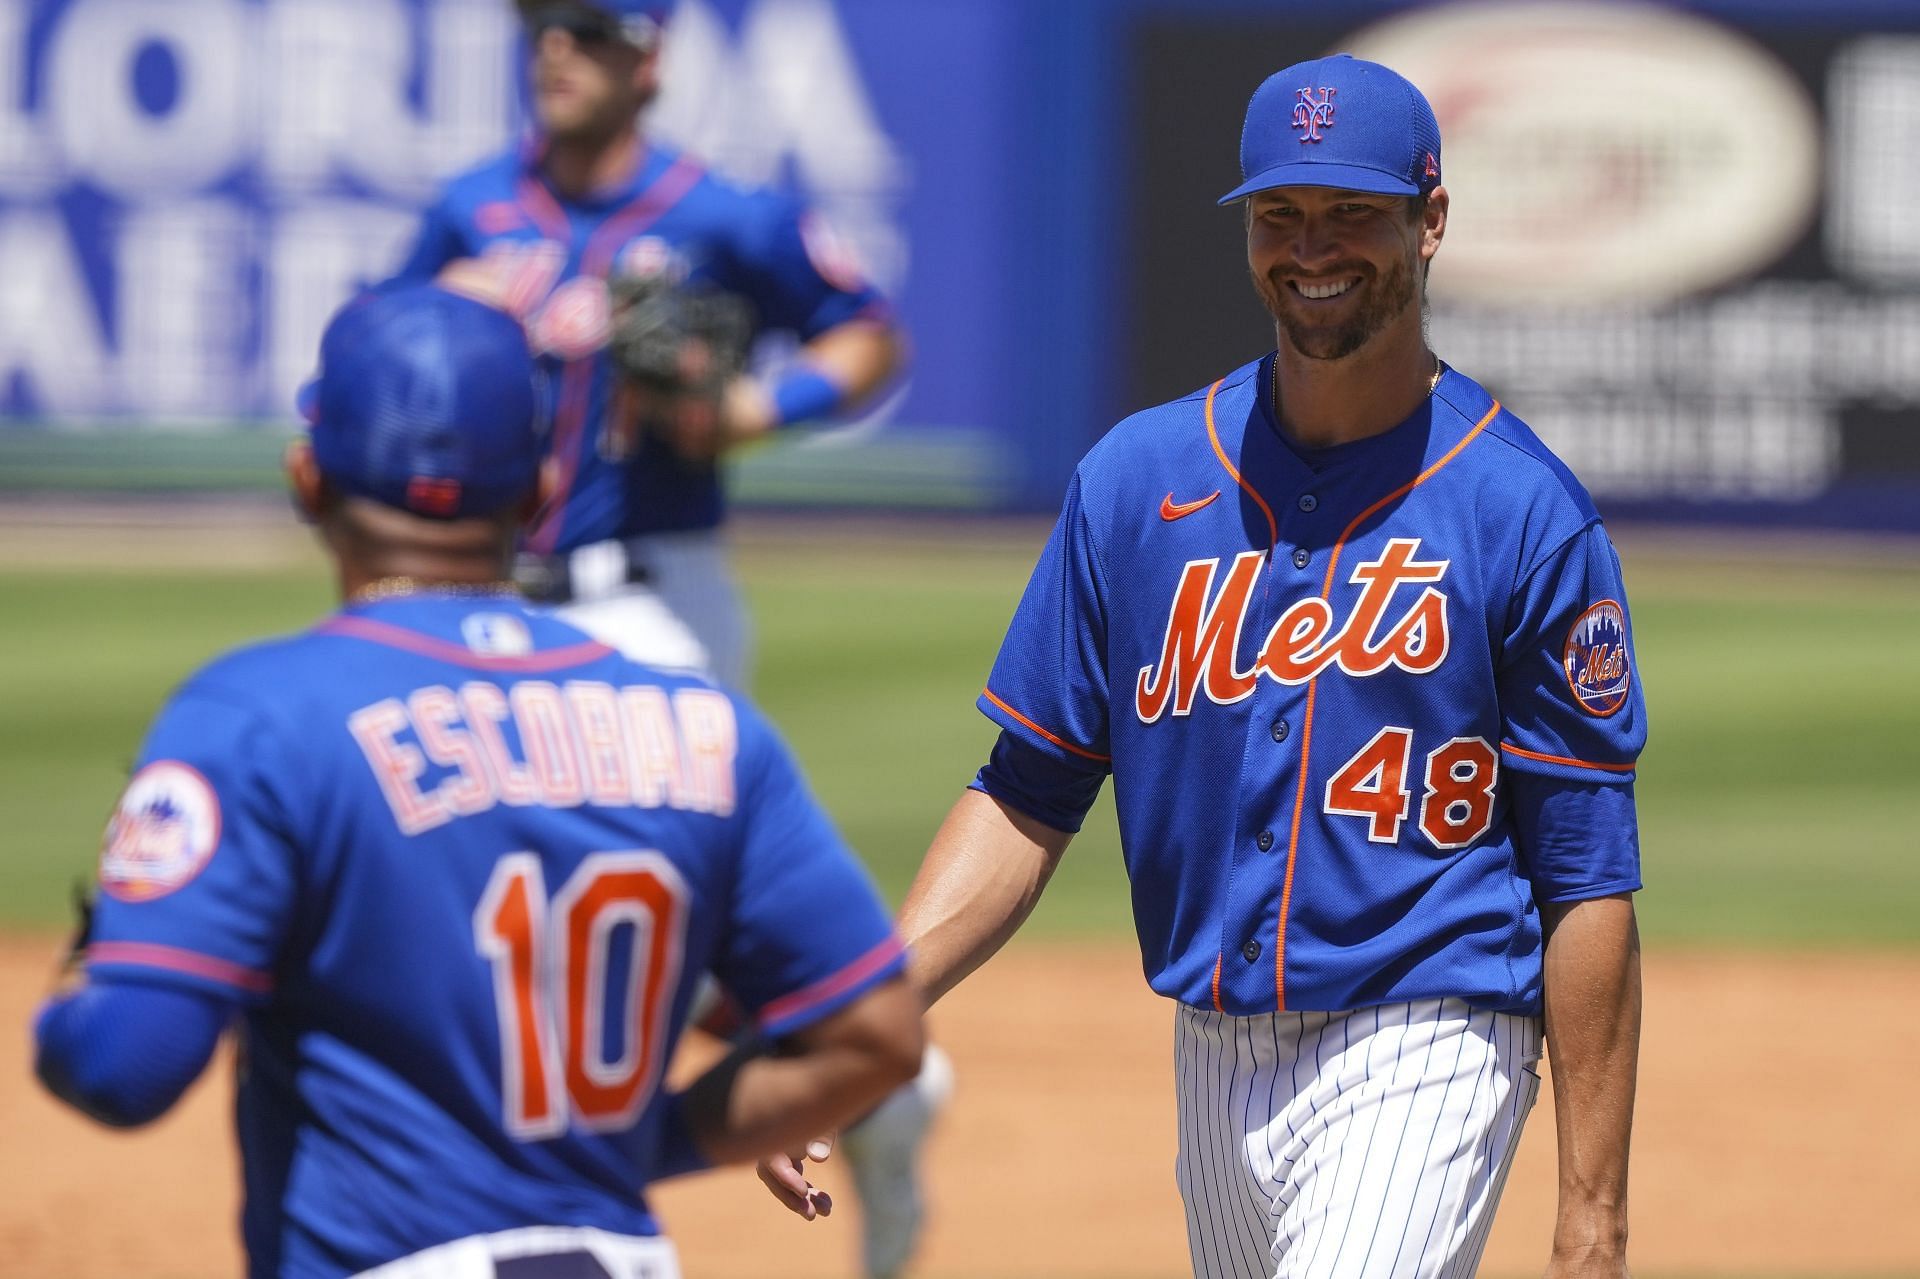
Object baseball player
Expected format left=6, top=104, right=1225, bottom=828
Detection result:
left=392, top=0, right=905, bottom=688
left=764, top=55, right=1646, bottom=1279
left=31, top=283, right=923, bottom=1279
left=395, top=9, right=947, bottom=1273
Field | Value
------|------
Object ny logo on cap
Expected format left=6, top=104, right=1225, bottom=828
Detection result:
left=1292, top=87, right=1336, bottom=143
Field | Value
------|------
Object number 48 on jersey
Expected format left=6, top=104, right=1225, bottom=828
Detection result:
left=1323, top=728, right=1498, bottom=850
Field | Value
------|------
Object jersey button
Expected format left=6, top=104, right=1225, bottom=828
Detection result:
left=1270, top=718, right=1289, bottom=743
left=1242, top=939, right=1262, bottom=962
left=1256, top=829, right=1274, bottom=852
left=1298, top=493, right=1318, bottom=512
left=1291, top=547, right=1311, bottom=570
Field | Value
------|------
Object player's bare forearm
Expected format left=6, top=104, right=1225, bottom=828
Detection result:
left=897, top=789, right=1073, bottom=1006
left=677, top=976, right=923, bottom=1168
left=1540, top=892, right=1641, bottom=1276
left=799, top=316, right=907, bottom=411
left=713, top=319, right=905, bottom=451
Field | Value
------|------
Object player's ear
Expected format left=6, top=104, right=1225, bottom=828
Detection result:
left=631, top=43, right=662, bottom=108
left=1420, top=186, right=1449, bottom=263
left=284, top=439, right=329, bottom=523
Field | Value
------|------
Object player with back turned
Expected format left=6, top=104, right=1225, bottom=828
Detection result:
left=31, top=283, right=923, bottom=1279
left=395, top=0, right=906, bottom=688
left=397, top=7, right=947, bottom=1273
left=764, top=55, right=1647, bottom=1279
left=400, top=7, right=951, bottom=1272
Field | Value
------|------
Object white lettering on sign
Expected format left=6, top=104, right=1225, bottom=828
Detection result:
left=0, top=6, right=57, bottom=196
left=260, top=0, right=514, bottom=201
left=266, top=201, right=421, bottom=411
left=0, top=0, right=515, bottom=420
left=1827, top=37, right=1920, bottom=283
left=651, top=0, right=909, bottom=292
left=118, top=201, right=250, bottom=419
left=0, top=208, right=111, bottom=414
left=50, top=0, right=250, bottom=199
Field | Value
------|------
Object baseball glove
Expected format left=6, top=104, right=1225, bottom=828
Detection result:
left=604, top=273, right=753, bottom=462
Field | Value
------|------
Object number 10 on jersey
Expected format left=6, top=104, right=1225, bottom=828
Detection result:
left=475, top=851, right=690, bottom=1139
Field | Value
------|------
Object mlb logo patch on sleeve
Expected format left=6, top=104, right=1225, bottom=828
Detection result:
left=1563, top=601, right=1632, bottom=717
left=100, top=761, right=222, bottom=901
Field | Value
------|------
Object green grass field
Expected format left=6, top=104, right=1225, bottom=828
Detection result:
left=2, top=525, right=1916, bottom=947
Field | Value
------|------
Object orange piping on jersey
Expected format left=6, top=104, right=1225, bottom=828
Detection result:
left=1210, top=955, right=1224, bottom=1013
left=514, top=176, right=572, bottom=244
left=1203, top=379, right=1278, bottom=549
left=1273, top=400, right=1503, bottom=1010
left=1499, top=742, right=1637, bottom=773
left=981, top=687, right=1112, bottom=763
left=318, top=615, right=615, bottom=673
left=87, top=941, right=274, bottom=994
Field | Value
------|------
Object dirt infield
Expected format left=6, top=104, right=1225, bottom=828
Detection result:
left=3, top=938, right=1914, bottom=1279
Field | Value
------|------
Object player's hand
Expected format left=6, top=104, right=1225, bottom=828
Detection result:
left=633, top=372, right=776, bottom=463
left=754, top=1134, right=836, bottom=1220
left=434, top=257, right=518, bottom=312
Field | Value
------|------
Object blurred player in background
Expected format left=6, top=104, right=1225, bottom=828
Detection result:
left=32, top=283, right=924, bottom=1279
left=393, top=5, right=944, bottom=1275
left=395, top=0, right=904, bottom=689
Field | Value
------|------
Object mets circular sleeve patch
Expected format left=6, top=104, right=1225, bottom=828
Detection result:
left=99, top=761, right=223, bottom=902
left=1562, top=600, right=1633, bottom=717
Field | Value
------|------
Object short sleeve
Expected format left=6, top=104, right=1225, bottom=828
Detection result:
left=719, top=193, right=888, bottom=339
left=978, top=471, right=1114, bottom=770
left=708, top=703, right=904, bottom=1040
left=85, top=684, right=300, bottom=1004
left=1510, top=776, right=1642, bottom=903
left=1496, top=522, right=1647, bottom=784
left=1498, top=523, right=1646, bottom=902
left=389, top=196, right=471, bottom=285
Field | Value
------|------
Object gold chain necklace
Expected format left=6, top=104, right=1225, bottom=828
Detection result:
left=350, top=577, right=519, bottom=605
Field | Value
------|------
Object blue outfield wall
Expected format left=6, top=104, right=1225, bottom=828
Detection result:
left=0, top=0, right=1917, bottom=529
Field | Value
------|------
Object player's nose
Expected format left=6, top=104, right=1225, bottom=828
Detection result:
left=1285, top=215, right=1347, bottom=268
left=534, top=25, right=579, bottom=59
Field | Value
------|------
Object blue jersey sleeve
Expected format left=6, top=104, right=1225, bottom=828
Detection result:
left=1497, top=521, right=1647, bottom=782
left=720, top=193, right=888, bottom=339
left=708, top=702, right=904, bottom=1040
left=85, top=682, right=301, bottom=1003
left=1510, top=776, right=1642, bottom=903
left=390, top=195, right=471, bottom=284
left=34, top=981, right=231, bottom=1127
left=970, top=729, right=1105, bottom=835
left=978, top=471, right=1115, bottom=772
left=1497, top=522, right=1647, bottom=900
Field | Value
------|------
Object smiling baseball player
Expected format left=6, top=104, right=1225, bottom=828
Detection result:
left=764, top=54, right=1647, bottom=1279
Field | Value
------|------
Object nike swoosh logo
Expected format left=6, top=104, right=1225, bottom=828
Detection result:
left=1160, top=491, right=1221, bottom=521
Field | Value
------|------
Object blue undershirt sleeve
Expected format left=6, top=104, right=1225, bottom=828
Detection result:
left=1510, top=773, right=1643, bottom=903
left=33, top=980, right=233, bottom=1128
left=969, top=728, right=1104, bottom=835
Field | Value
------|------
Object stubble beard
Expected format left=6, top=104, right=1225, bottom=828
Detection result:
left=1261, top=252, right=1420, bottom=362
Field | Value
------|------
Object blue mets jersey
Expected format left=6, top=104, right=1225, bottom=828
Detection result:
left=977, top=358, right=1646, bottom=1018
left=393, top=141, right=887, bottom=549
left=83, top=594, right=903, bottom=1277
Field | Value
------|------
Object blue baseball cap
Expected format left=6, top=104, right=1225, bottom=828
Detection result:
left=302, top=285, right=543, bottom=520
left=521, top=0, right=665, bottom=48
left=1218, top=54, right=1442, bottom=205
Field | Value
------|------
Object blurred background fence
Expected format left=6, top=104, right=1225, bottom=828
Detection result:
left=3, top=0, right=1919, bottom=529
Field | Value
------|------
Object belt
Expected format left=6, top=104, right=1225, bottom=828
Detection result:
left=495, top=1251, right=615, bottom=1279
left=515, top=540, right=652, bottom=605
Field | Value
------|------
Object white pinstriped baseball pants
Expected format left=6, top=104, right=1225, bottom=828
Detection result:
left=1175, top=998, right=1542, bottom=1279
